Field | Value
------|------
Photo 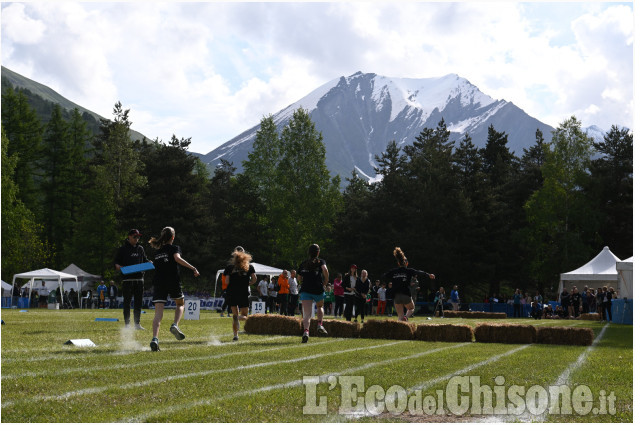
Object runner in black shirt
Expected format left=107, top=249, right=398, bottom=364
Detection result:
left=297, top=244, right=329, bottom=343
left=148, top=226, right=199, bottom=351
left=223, top=246, right=256, bottom=341
left=382, top=247, right=435, bottom=322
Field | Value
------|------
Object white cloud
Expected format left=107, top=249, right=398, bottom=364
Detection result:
left=1, top=3, right=45, bottom=44
left=1, top=2, right=632, bottom=154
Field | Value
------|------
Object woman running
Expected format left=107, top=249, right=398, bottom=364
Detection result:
left=382, top=247, right=435, bottom=322
left=297, top=244, right=329, bottom=343
left=223, top=246, right=256, bottom=341
left=148, top=226, right=199, bottom=351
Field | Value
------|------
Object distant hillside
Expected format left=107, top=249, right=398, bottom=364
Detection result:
left=1, top=66, right=147, bottom=142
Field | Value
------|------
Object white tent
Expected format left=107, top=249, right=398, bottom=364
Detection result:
left=558, top=246, right=621, bottom=300
left=616, top=256, right=633, bottom=299
left=214, top=262, right=283, bottom=296
left=61, top=263, right=101, bottom=290
left=12, top=268, right=79, bottom=308
left=1, top=280, right=13, bottom=297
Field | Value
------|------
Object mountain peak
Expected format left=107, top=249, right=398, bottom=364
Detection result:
left=201, top=71, right=555, bottom=181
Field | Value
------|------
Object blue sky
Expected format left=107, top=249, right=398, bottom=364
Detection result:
left=1, top=1, right=633, bottom=154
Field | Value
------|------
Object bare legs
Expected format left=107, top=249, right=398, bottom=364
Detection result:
left=301, top=300, right=324, bottom=332
left=152, top=299, right=185, bottom=339
left=231, top=306, right=249, bottom=337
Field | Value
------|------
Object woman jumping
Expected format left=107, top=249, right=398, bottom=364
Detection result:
left=148, top=226, right=199, bottom=351
left=223, top=246, right=256, bottom=341
left=297, top=244, right=329, bottom=343
left=382, top=247, right=435, bottom=322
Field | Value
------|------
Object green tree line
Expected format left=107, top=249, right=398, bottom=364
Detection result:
left=1, top=86, right=631, bottom=302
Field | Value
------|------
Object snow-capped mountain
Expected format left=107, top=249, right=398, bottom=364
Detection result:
left=192, top=72, right=556, bottom=179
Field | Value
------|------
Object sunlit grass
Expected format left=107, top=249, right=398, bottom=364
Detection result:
left=0, top=309, right=631, bottom=422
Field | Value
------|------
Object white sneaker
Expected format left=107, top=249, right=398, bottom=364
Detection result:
left=317, top=325, right=328, bottom=336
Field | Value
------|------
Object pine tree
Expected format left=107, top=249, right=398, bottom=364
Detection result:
left=276, top=108, right=342, bottom=266
left=1, top=86, right=43, bottom=213
left=588, top=125, right=633, bottom=258
left=1, top=126, right=52, bottom=281
left=525, top=116, right=597, bottom=288
left=41, top=105, right=70, bottom=266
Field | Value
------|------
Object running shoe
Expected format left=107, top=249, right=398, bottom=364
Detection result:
left=232, top=335, right=239, bottom=341
left=317, top=325, right=328, bottom=336
left=170, top=323, right=185, bottom=340
left=302, top=331, right=309, bottom=343
left=135, top=324, right=145, bottom=330
left=150, top=338, right=160, bottom=351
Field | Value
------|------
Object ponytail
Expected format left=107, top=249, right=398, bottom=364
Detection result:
left=149, top=227, right=175, bottom=249
left=232, top=250, right=252, bottom=272
left=393, top=247, right=407, bottom=267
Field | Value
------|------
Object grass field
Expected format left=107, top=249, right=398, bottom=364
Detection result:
left=0, top=309, right=632, bottom=423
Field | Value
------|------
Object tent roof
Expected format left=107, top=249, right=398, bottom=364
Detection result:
left=2, top=280, right=12, bottom=291
left=61, top=263, right=101, bottom=280
left=13, top=268, right=77, bottom=281
left=215, top=262, right=283, bottom=277
left=617, top=257, right=633, bottom=272
left=560, top=246, right=621, bottom=281
left=214, top=262, right=284, bottom=289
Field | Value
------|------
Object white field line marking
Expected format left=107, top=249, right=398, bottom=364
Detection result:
left=535, top=322, right=609, bottom=422
left=124, top=341, right=468, bottom=422
left=336, top=344, right=531, bottom=419
left=0, top=333, right=288, bottom=363
left=475, top=322, right=610, bottom=423
left=0, top=337, right=337, bottom=381
left=1, top=340, right=402, bottom=409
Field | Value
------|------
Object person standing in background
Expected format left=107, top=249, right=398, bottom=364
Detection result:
left=96, top=281, right=108, bottom=309
left=257, top=276, right=268, bottom=305
left=109, top=281, right=118, bottom=308
left=267, top=276, right=278, bottom=314
left=450, top=285, right=460, bottom=311
left=377, top=283, right=387, bottom=315
left=115, top=229, right=150, bottom=329
left=370, top=280, right=380, bottom=315
left=342, top=265, right=358, bottom=321
left=354, top=269, right=370, bottom=323
left=333, top=273, right=344, bottom=319
left=38, top=282, right=49, bottom=308
left=277, top=270, right=289, bottom=316
left=287, top=270, right=299, bottom=316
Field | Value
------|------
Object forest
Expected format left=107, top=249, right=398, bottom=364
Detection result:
left=1, top=84, right=632, bottom=303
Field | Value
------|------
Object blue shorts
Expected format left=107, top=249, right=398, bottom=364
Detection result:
left=299, top=292, right=325, bottom=303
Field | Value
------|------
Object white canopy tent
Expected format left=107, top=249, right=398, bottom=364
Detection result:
left=61, top=263, right=101, bottom=290
left=558, top=246, right=621, bottom=300
left=214, top=262, right=283, bottom=296
left=2, top=280, right=13, bottom=297
left=12, top=268, right=79, bottom=308
left=616, top=256, right=633, bottom=299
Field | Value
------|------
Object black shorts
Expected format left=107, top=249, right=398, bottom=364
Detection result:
left=226, top=291, right=249, bottom=309
left=152, top=281, right=184, bottom=303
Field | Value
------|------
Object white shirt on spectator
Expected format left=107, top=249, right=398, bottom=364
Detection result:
left=258, top=280, right=268, bottom=297
left=288, top=277, right=298, bottom=295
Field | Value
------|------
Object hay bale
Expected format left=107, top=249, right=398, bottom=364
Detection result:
left=434, top=311, right=506, bottom=319
left=414, top=324, right=473, bottom=342
left=536, top=326, right=594, bottom=346
left=474, top=323, right=536, bottom=344
left=359, top=319, right=416, bottom=340
left=243, top=314, right=302, bottom=336
left=309, top=319, right=360, bottom=338
left=579, top=313, right=601, bottom=321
